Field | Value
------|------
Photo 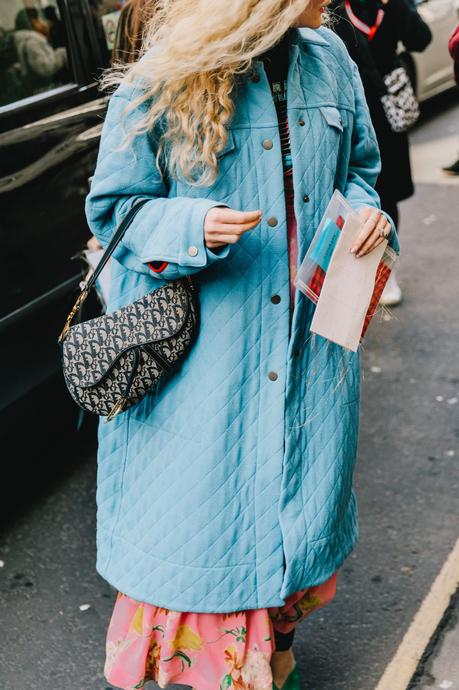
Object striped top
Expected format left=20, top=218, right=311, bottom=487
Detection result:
left=271, top=79, right=293, bottom=174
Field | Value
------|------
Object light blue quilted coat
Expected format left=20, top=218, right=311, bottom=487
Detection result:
left=85, top=26, right=400, bottom=612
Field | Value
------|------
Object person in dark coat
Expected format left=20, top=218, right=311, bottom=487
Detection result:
left=331, top=0, right=431, bottom=304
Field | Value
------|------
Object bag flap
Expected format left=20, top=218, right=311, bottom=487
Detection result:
left=62, top=281, right=190, bottom=389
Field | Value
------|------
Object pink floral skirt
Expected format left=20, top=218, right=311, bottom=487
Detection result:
left=105, top=572, right=338, bottom=690
left=105, top=169, right=339, bottom=690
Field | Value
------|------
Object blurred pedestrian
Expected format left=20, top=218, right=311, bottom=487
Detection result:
left=13, top=8, right=67, bottom=97
left=85, top=1, right=400, bottom=689
left=442, top=23, right=459, bottom=176
left=331, top=0, right=432, bottom=305
left=0, top=27, right=23, bottom=106
left=43, top=6, right=66, bottom=49
left=14, top=7, right=50, bottom=39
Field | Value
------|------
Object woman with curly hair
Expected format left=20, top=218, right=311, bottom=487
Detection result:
left=85, top=1, right=400, bottom=688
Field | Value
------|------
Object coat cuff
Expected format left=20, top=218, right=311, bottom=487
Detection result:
left=380, top=209, right=400, bottom=255
left=142, top=198, right=231, bottom=267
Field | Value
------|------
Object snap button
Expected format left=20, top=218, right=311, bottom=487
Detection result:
left=262, top=139, right=273, bottom=150
left=271, top=295, right=281, bottom=304
left=251, top=73, right=260, bottom=83
left=268, top=371, right=278, bottom=381
left=187, top=246, right=198, bottom=257
left=303, top=194, right=310, bottom=203
left=267, top=216, right=278, bottom=227
left=298, top=118, right=305, bottom=126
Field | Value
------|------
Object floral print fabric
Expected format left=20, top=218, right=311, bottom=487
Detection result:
left=105, top=573, right=338, bottom=690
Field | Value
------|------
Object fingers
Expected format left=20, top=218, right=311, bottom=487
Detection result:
left=204, top=207, right=263, bottom=249
left=211, top=207, right=263, bottom=225
left=350, top=209, right=381, bottom=254
left=211, top=221, right=261, bottom=234
left=351, top=209, right=391, bottom=257
left=206, top=235, right=242, bottom=248
left=357, top=214, right=390, bottom=256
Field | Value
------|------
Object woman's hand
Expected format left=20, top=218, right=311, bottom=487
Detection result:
left=350, top=207, right=392, bottom=257
left=87, top=235, right=103, bottom=251
left=204, top=207, right=262, bottom=249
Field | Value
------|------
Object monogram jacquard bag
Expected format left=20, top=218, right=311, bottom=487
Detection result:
left=57, top=199, right=200, bottom=422
left=380, top=66, right=420, bottom=133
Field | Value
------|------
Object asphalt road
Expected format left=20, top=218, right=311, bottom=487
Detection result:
left=1, top=91, right=458, bottom=690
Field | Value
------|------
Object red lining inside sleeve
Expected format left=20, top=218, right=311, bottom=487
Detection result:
left=148, top=261, right=169, bottom=273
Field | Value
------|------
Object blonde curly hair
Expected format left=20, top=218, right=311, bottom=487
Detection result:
left=103, top=0, right=315, bottom=186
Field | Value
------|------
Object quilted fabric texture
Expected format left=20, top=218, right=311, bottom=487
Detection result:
left=85, top=26, right=400, bottom=613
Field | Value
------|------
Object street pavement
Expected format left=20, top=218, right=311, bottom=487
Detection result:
left=0, top=92, right=458, bottom=690
left=412, top=589, right=459, bottom=690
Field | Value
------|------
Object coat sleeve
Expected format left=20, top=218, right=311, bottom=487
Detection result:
left=343, top=61, right=400, bottom=254
left=397, top=0, right=432, bottom=53
left=85, top=85, right=231, bottom=279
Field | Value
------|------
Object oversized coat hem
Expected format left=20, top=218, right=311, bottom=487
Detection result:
left=96, top=517, right=359, bottom=614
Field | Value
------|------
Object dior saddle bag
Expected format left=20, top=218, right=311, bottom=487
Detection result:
left=57, top=199, right=200, bottom=422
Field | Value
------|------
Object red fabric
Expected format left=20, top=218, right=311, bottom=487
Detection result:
left=148, top=260, right=169, bottom=273
left=284, top=170, right=298, bottom=316
left=448, top=23, right=459, bottom=85
left=361, top=261, right=392, bottom=340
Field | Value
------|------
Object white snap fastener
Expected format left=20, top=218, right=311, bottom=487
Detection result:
left=188, top=246, right=198, bottom=257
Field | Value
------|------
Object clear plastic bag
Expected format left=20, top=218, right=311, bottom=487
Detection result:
left=295, top=190, right=351, bottom=303
left=294, top=190, right=398, bottom=350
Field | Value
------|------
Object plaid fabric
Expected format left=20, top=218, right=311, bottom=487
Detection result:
left=361, top=261, right=391, bottom=339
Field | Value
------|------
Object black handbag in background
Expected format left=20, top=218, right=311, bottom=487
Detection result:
left=57, top=199, right=200, bottom=422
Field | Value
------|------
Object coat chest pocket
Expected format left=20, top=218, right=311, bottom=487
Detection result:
left=319, top=106, right=344, bottom=133
left=316, top=106, right=345, bottom=173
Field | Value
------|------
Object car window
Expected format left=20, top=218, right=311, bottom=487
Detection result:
left=0, top=0, right=71, bottom=107
left=87, top=0, right=122, bottom=65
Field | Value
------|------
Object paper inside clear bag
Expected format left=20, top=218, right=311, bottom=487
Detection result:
left=294, top=190, right=398, bottom=350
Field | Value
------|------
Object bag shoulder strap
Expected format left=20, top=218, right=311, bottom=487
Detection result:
left=58, top=198, right=196, bottom=343
left=85, top=198, right=149, bottom=292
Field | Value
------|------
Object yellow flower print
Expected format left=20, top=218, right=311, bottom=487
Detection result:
left=145, top=640, right=161, bottom=677
left=222, top=645, right=247, bottom=690
left=169, top=624, right=203, bottom=651
left=130, top=605, right=144, bottom=636
left=224, top=645, right=242, bottom=673
left=298, top=593, right=323, bottom=614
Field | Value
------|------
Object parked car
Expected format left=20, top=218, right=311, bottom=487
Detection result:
left=0, top=0, right=120, bottom=448
left=399, top=0, right=459, bottom=100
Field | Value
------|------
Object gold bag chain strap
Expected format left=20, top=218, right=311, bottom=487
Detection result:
left=58, top=199, right=196, bottom=343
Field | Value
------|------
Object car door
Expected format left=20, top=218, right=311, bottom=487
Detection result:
left=414, top=0, right=458, bottom=99
left=0, top=0, right=120, bottom=439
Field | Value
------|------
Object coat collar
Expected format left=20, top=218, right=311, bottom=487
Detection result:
left=252, top=26, right=330, bottom=67
left=290, top=26, right=330, bottom=46
left=233, top=26, right=333, bottom=126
